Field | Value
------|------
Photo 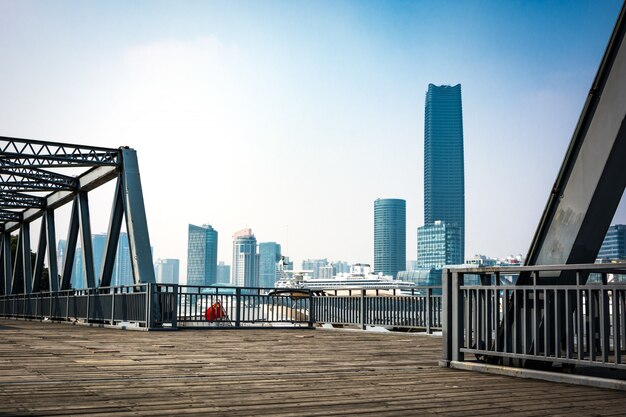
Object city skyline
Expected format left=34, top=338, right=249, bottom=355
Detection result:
left=1, top=2, right=625, bottom=275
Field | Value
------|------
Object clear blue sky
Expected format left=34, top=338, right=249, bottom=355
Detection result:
left=0, top=1, right=623, bottom=279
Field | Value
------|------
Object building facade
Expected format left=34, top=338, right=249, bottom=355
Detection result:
left=301, top=259, right=328, bottom=279
left=258, top=242, right=281, bottom=288
left=232, top=228, right=259, bottom=287
left=417, top=221, right=462, bottom=269
left=155, top=258, right=180, bottom=284
left=374, top=198, right=406, bottom=278
left=598, top=224, right=626, bottom=260
left=422, top=83, right=465, bottom=265
left=186, top=224, right=218, bottom=286
left=216, top=261, right=231, bottom=284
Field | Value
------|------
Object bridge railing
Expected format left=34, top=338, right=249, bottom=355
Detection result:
left=442, top=264, right=626, bottom=371
left=0, top=284, right=177, bottom=329
left=0, top=284, right=442, bottom=331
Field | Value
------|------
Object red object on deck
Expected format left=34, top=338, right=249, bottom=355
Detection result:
left=205, top=301, right=225, bottom=321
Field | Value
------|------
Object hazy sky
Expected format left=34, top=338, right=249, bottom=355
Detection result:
left=0, top=1, right=624, bottom=280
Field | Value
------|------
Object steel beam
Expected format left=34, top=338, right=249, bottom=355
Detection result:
left=78, top=192, right=95, bottom=288
left=45, top=210, right=58, bottom=293
left=60, top=198, right=79, bottom=290
left=525, top=4, right=626, bottom=275
left=99, top=178, right=123, bottom=287
left=3, top=165, right=118, bottom=233
left=20, top=224, right=32, bottom=294
left=121, top=148, right=155, bottom=284
left=2, top=233, right=10, bottom=295
left=0, top=136, right=118, bottom=168
left=32, top=217, right=46, bottom=293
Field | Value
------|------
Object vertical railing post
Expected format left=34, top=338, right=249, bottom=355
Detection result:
left=111, top=287, right=116, bottom=325
left=441, top=269, right=453, bottom=366
left=308, top=291, right=314, bottom=328
left=452, top=270, right=465, bottom=362
left=426, top=287, right=433, bottom=334
left=86, top=289, right=91, bottom=323
left=171, top=284, right=178, bottom=329
left=235, top=287, right=241, bottom=327
left=360, top=289, right=366, bottom=330
left=146, top=283, right=157, bottom=329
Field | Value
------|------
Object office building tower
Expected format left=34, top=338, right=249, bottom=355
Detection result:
left=92, top=233, right=107, bottom=281
left=186, top=224, right=218, bottom=286
left=57, top=239, right=89, bottom=289
left=422, top=83, right=465, bottom=264
left=155, top=258, right=180, bottom=284
left=417, top=221, right=462, bottom=269
left=598, top=224, right=626, bottom=260
left=232, top=228, right=259, bottom=287
left=216, top=262, right=231, bottom=284
left=258, top=242, right=281, bottom=288
left=319, top=264, right=334, bottom=279
left=374, top=198, right=406, bottom=278
left=301, top=259, right=328, bottom=279
left=331, top=261, right=351, bottom=275
left=113, top=232, right=133, bottom=286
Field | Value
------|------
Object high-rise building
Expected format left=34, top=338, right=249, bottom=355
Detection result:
left=422, top=83, right=465, bottom=264
left=232, top=228, right=258, bottom=287
left=598, top=224, right=626, bottom=260
left=331, top=261, right=351, bottom=275
left=301, top=258, right=328, bottom=279
left=417, top=221, right=462, bottom=269
left=258, top=242, right=281, bottom=288
left=113, top=232, right=133, bottom=286
left=155, top=258, right=180, bottom=284
left=92, top=233, right=107, bottom=280
left=216, top=261, right=231, bottom=284
left=186, top=224, right=218, bottom=286
left=374, top=198, right=406, bottom=278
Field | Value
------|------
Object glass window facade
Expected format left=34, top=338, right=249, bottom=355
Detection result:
left=186, top=224, right=218, bottom=286
left=374, top=198, right=406, bottom=278
left=417, top=221, right=461, bottom=269
left=232, top=229, right=258, bottom=287
left=423, top=84, right=465, bottom=264
left=258, top=242, right=281, bottom=288
left=598, top=224, right=626, bottom=260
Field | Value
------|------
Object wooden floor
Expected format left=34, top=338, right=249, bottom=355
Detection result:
left=2, top=320, right=626, bottom=416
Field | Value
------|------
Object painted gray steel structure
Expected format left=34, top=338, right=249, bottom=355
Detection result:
left=0, top=136, right=155, bottom=295
left=525, top=2, right=626, bottom=278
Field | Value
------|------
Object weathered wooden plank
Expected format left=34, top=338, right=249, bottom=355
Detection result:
left=1, top=318, right=626, bottom=416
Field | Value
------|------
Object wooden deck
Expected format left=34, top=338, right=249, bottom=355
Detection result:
left=1, top=319, right=626, bottom=416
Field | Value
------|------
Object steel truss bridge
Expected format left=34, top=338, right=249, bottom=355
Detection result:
left=0, top=137, right=155, bottom=296
left=1, top=0, right=626, bottom=389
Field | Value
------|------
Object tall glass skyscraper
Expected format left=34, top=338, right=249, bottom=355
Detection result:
left=374, top=198, right=406, bottom=277
left=598, top=224, right=626, bottom=260
left=186, top=224, right=218, bottom=286
left=258, top=242, right=281, bottom=288
left=232, top=228, right=259, bottom=287
left=423, top=84, right=465, bottom=264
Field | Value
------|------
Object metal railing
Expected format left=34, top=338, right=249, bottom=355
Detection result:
left=442, top=264, right=626, bottom=371
left=0, top=284, right=177, bottom=329
left=174, top=285, right=313, bottom=327
left=314, top=287, right=441, bottom=332
left=0, top=284, right=442, bottom=332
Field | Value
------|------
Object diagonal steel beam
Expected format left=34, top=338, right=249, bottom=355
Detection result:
left=3, top=165, right=118, bottom=233
left=0, top=136, right=119, bottom=168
